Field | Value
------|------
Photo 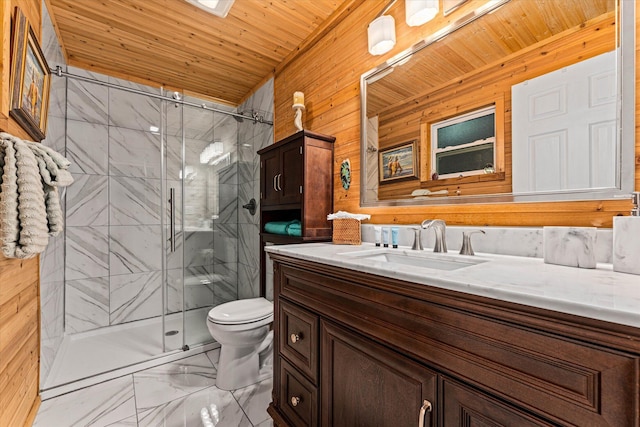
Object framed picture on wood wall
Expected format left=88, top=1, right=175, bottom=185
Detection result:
left=9, top=7, right=51, bottom=141
left=379, top=140, right=419, bottom=183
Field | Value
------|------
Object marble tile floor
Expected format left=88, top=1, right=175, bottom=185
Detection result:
left=34, top=349, right=274, bottom=427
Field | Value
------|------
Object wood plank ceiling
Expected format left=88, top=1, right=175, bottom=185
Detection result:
left=47, top=0, right=343, bottom=105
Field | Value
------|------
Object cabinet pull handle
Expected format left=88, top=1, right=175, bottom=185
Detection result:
left=290, top=333, right=302, bottom=343
left=277, top=173, right=282, bottom=191
left=273, top=174, right=278, bottom=191
left=418, top=400, right=432, bottom=427
left=290, top=396, right=301, bottom=407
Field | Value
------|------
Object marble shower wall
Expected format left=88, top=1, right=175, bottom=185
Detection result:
left=63, top=70, right=163, bottom=334
left=237, top=80, right=274, bottom=300
left=39, top=0, right=67, bottom=386
left=63, top=75, right=240, bottom=333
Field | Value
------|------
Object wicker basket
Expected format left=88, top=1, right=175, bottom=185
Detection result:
left=332, top=218, right=362, bottom=245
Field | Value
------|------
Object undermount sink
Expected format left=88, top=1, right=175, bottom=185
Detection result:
left=341, top=248, right=488, bottom=271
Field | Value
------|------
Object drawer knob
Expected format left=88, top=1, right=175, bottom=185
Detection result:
left=291, top=396, right=301, bottom=407
left=290, top=333, right=303, bottom=343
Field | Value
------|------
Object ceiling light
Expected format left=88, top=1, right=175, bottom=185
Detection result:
left=185, top=0, right=235, bottom=18
left=405, top=0, right=439, bottom=26
left=200, top=141, right=224, bottom=164
left=368, top=15, right=396, bottom=55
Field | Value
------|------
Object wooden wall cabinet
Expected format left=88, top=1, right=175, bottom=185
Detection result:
left=267, top=255, right=640, bottom=427
left=258, top=130, right=335, bottom=295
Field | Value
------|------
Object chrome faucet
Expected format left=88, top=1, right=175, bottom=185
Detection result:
left=421, top=219, right=447, bottom=253
left=411, top=227, right=423, bottom=250
left=459, top=230, right=485, bottom=255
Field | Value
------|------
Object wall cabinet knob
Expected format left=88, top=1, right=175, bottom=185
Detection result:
left=290, top=333, right=302, bottom=343
left=291, top=396, right=301, bottom=407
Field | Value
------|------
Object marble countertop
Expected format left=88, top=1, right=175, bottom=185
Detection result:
left=265, top=242, right=640, bottom=328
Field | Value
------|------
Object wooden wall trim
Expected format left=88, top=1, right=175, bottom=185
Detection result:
left=24, top=396, right=41, bottom=427
left=273, top=0, right=637, bottom=227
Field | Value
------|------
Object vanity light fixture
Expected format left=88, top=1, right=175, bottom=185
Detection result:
left=368, top=0, right=398, bottom=55
left=406, top=0, right=439, bottom=26
left=368, top=15, right=396, bottom=55
left=185, top=0, right=235, bottom=18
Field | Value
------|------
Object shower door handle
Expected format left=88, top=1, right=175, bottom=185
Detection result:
left=169, top=188, right=176, bottom=253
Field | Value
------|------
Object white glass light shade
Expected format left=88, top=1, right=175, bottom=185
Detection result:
left=368, top=15, right=396, bottom=55
left=198, top=0, right=220, bottom=8
left=185, top=0, right=235, bottom=18
left=405, top=0, right=439, bottom=26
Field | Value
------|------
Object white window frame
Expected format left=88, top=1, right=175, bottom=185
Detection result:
left=431, top=105, right=496, bottom=179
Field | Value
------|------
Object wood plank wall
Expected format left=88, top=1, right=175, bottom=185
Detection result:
left=274, top=0, right=637, bottom=227
left=0, top=0, right=43, bottom=425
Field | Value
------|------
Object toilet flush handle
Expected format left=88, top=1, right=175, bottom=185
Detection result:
left=290, top=333, right=303, bottom=344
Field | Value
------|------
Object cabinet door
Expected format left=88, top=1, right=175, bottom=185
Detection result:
left=280, top=141, right=303, bottom=205
left=442, top=378, right=554, bottom=427
left=261, top=149, right=280, bottom=207
left=321, top=321, right=437, bottom=427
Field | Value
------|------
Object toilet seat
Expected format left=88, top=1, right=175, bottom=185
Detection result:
left=208, top=297, right=273, bottom=325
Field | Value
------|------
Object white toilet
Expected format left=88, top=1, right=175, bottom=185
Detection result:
left=206, top=297, right=274, bottom=390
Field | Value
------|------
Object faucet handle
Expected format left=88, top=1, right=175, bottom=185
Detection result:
left=459, top=230, right=485, bottom=256
left=411, top=227, right=423, bottom=250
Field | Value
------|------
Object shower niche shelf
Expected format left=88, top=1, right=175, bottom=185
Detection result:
left=258, top=130, right=335, bottom=296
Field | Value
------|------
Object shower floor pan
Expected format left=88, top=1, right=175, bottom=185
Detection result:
left=41, top=307, right=214, bottom=399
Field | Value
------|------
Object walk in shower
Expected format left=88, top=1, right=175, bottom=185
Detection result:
left=39, top=66, right=273, bottom=398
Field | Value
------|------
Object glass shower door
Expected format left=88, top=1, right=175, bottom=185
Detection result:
left=163, top=92, right=187, bottom=352
left=163, top=97, right=239, bottom=351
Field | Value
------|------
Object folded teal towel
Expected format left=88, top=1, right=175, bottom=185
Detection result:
left=264, top=220, right=301, bottom=237
left=287, top=221, right=301, bottom=237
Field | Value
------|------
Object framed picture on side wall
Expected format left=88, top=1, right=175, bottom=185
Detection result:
left=9, top=7, right=51, bottom=141
left=379, top=140, right=419, bottom=183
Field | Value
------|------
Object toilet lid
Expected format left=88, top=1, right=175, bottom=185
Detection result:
left=208, top=298, right=273, bottom=324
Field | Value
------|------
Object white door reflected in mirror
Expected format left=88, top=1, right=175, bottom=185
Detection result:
left=512, top=51, right=617, bottom=194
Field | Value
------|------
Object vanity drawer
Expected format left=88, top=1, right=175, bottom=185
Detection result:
left=279, top=300, right=319, bottom=382
left=441, top=377, right=555, bottom=426
left=279, top=358, right=318, bottom=427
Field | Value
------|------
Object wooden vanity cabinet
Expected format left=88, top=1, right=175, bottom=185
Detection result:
left=267, top=255, right=640, bottom=427
left=258, top=130, right=335, bottom=296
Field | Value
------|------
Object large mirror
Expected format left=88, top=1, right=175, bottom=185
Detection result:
left=361, top=0, right=635, bottom=206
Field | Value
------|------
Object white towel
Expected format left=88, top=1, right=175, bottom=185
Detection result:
left=0, top=133, right=73, bottom=258
left=34, top=140, right=71, bottom=170
left=27, top=140, right=74, bottom=187
left=0, top=138, right=21, bottom=257
left=14, top=138, right=50, bottom=258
